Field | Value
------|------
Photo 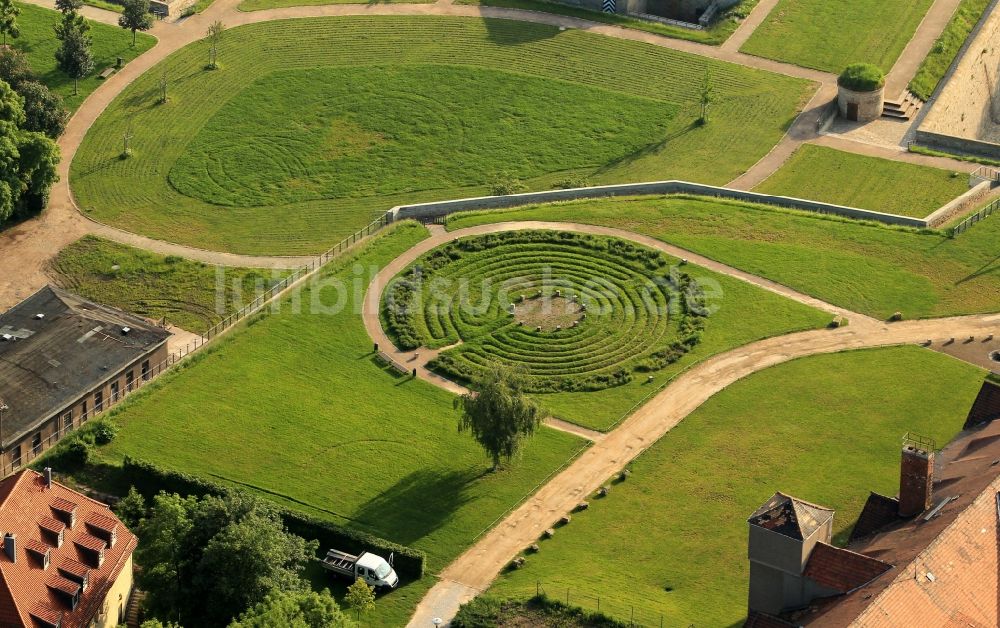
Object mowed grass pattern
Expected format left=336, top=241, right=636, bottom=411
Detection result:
left=71, top=17, right=810, bottom=255
left=99, top=223, right=583, bottom=624
left=489, top=347, right=985, bottom=626
left=445, top=195, right=1000, bottom=319
left=169, top=66, right=676, bottom=207
left=754, top=145, right=969, bottom=217
left=11, top=2, right=155, bottom=111
left=388, top=232, right=702, bottom=392
left=740, top=0, right=933, bottom=73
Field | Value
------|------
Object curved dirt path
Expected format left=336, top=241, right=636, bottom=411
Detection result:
left=356, top=220, right=998, bottom=626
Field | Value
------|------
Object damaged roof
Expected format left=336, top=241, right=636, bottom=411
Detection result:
left=749, top=492, right=835, bottom=541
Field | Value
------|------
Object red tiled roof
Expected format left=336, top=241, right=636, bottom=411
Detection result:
left=803, top=542, right=892, bottom=593
left=0, top=470, right=136, bottom=628
left=28, top=602, right=61, bottom=627
left=71, top=535, right=105, bottom=554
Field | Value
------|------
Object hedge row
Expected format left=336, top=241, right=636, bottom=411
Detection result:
left=121, top=456, right=425, bottom=580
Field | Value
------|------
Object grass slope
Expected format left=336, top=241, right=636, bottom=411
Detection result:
left=241, top=0, right=431, bottom=10
left=98, top=223, right=584, bottom=625
left=49, top=235, right=287, bottom=333
left=740, top=0, right=933, bottom=73
left=71, top=16, right=810, bottom=255
left=489, top=347, right=985, bottom=626
left=11, top=2, right=155, bottom=111
left=444, top=194, right=1000, bottom=319
left=909, top=0, right=992, bottom=100
left=753, top=145, right=968, bottom=217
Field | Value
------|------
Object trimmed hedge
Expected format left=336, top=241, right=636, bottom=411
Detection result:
left=838, top=63, right=885, bottom=91
left=121, top=456, right=425, bottom=580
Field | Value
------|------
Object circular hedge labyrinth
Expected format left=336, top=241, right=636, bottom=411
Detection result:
left=382, top=231, right=710, bottom=392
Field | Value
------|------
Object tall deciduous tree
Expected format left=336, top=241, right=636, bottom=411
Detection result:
left=229, top=589, right=351, bottom=627
left=0, top=0, right=20, bottom=47
left=456, top=365, right=541, bottom=470
left=206, top=20, right=224, bottom=69
left=118, top=0, right=152, bottom=47
left=0, top=48, right=68, bottom=138
left=136, top=491, right=317, bottom=628
left=54, top=15, right=93, bottom=95
left=0, top=79, right=59, bottom=227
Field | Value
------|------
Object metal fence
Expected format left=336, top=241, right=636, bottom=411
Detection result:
left=514, top=582, right=673, bottom=627
left=953, top=198, right=998, bottom=235
left=2, top=212, right=393, bottom=478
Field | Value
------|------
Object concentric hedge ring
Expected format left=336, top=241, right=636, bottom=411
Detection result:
left=382, top=231, right=709, bottom=392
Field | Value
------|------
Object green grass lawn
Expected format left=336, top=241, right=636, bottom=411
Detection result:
left=97, top=222, right=585, bottom=625
left=909, top=0, right=992, bottom=99
left=49, top=235, right=288, bottom=333
left=740, top=0, right=933, bottom=73
left=444, top=194, right=1000, bottom=319
left=451, top=0, right=760, bottom=45
left=10, top=2, right=155, bottom=111
left=753, top=145, right=969, bottom=217
left=488, top=347, right=986, bottom=626
left=394, top=229, right=828, bottom=430
left=71, top=16, right=811, bottom=256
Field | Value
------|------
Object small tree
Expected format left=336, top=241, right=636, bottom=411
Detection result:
left=113, top=486, right=147, bottom=529
left=456, top=365, right=541, bottom=470
left=54, top=23, right=92, bottom=95
left=0, top=0, right=20, bottom=47
left=344, top=578, right=375, bottom=620
left=698, top=69, right=713, bottom=125
left=118, top=0, right=152, bottom=47
left=206, top=20, right=224, bottom=69
left=54, top=0, right=82, bottom=14
left=157, top=69, right=167, bottom=103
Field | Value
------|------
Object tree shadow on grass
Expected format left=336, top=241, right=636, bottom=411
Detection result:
left=955, top=253, right=1000, bottom=285
left=590, top=119, right=699, bottom=178
left=481, top=18, right=561, bottom=46
left=352, top=468, right=484, bottom=546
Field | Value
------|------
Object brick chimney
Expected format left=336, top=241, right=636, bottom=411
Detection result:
left=899, top=434, right=935, bottom=517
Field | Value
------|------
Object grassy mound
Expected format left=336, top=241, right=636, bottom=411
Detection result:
left=70, top=16, right=809, bottom=255
left=837, top=63, right=885, bottom=91
left=168, top=66, right=675, bottom=208
left=49, top=235, right=286, bottom=333
left=383, top=231, right=708, bottom=392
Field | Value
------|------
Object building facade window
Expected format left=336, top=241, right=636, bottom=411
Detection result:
left=111, top=381, right=120, bottom=403
left=94, top=391, right=104, bottom=413
left=11, top=445, right=21, bottom=469
left=31, top=433, right=42, bottom=455
left=126, top=370, right=135, bottom=391
left=62, top=410, right=73, bottom=434
left=141, top=360, right=151, bottom=381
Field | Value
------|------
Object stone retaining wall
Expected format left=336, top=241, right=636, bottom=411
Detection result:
left=388, top=180, right=931, bottom=227
left=925, top=180, right=995, bottom=227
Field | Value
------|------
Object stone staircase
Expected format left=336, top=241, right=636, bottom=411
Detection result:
left=124, top=589, right=146, bottom=628
left=882, top=91, right=924, bottom=121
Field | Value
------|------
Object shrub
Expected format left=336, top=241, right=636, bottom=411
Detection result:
left=92, top=419, right=118, bottom=445
left=838, top=63, right=885, bottom=92
left=489, top=173, right=527, bottom=196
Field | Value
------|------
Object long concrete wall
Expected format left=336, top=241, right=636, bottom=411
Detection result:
left=388, top=180, right=932, bottom=228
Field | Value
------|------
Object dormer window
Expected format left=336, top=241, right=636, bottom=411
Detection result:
left=39, top=517, right=65, bottom=548
left=50, top=498, right=77, bottom=529
left=58, top=559, right=89, bottom=593
left=85, top=514, right=118, bottom=548
left=46, top=574, right=81, bottom=611
left=25, top=538, right=51, bottom=570
left=74, top=534, right=106, bottom=568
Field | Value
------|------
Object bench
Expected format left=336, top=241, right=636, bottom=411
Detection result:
left=98, top=67, right=115, bottom=80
